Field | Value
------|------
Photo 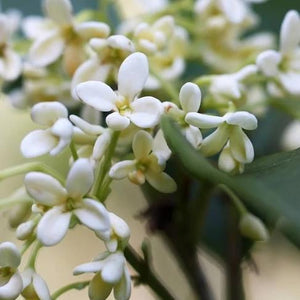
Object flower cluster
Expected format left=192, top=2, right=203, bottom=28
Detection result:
left=0, top=0, right=297, bottom=299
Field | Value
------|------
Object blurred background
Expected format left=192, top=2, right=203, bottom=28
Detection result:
left=1, top=0, right=300, bottom=299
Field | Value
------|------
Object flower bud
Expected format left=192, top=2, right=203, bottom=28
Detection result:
left=16, top=220, right=35, bottom=241
left=239, top=214, right=269, bottom=241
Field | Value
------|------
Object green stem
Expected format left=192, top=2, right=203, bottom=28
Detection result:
left=27, top=242, right=42, bottom=270
left=124, top=245, right=175, bottom=300
left=219, top=184, right=247, bottom=216
left=21, top=236, right=36, bottom=256
left=93, top=131, right=120, bottom=199
left=193, top=75, right=213, bottom=86
left=69, top=141, right=79, bottom=161
left=51, top=281, right=90, bottom=300
left=0, top=162, right=65, bottom=184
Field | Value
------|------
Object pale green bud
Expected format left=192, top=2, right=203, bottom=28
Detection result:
left=239, top=214, right=269, bottom=241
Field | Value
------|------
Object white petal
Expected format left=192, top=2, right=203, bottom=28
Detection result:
left=132, top=130, right=153, bottom=159
left=51, top=118, right=73, bottom=140
left=256, top=50, right=281, bottom=77
left=76, top=22, right=110, bottom=39
left=109, top=161, right=136, bottom=179
left=66, top=158, right=94, bottom=198
left=106, top=112, right=130, bottom=131
left=152, top=129, right=172, bottom=163
left=200, top=125, right=230, bottom=156
left=280, top=10, right=300, bottom=54
left=279, top=72, right=300, bottom=96
left=74, top=198, right=110, bottom=233
left=130, top=96, right=163, bottom=128
left=21, top=269, right=33, bottom=290
left=101, top=252, right=125, bottom=284
left=93, top=131, right=112, bottom=160
left=220, top=0, right=247, bottom=23
left=21, top=130, right=57, bottom=158
left=33, top=273, right=51, bottom=300
left=37, top=207, right=71, bottom=246
left=89, top=273, right=113, bottom=300
left=179, top=82, right=201, bottom=113
left=145, top=170, right=177, bottom=193
left=225, top=112, right=258, bottom=130
left=109, top=212, right=130, bottom=246
left=185, top=113, right=224, bottom=129
left=22, top=16, right=50, bottom=39
left=44, top=0, right=73, bottom=25
left=218, top=145, right=239, bottom=173
left=73, top=261, right=103, bottom=275
left=2, top=49, right=22, bottom=81
left=0, top=242, right=20, bottom=268
left=118, top=52, right=149, bottom=100
left=31, top=102, right=68, bottom=126
left=235, top=65, right=258, bottom=81
left=114, top=267, right=131, bottom=300
left=29, top=31, right=65, bottom=67
left=70, top=115, right=104, bottom=136
left=107, top=35, right=135, bottom=52
left=105, top=239, right=118, bottom=252
left=76, top=81, right=117, bottom=112
left=229, top=127, right=254, bottom=163
left=24, top=172, right=67, bottom=206
left=16, top=220, right=35, bottom=240
left=71, top=59, right=111, bottom=100
left=0, top=272, right=23, bottom=300
left=184, top=126, right=203, bottom=148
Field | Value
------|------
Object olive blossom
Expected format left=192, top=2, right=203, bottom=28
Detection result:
left=0, top=13, right=22, bottom=81
left=70, top=114, right=112, bottom=161
left=25, top=0, right=110, bottom=74
left=256, top=10, right=300, bottom=96
left=0, top=242, right=23, bottom=300
left=24, top=159, right=111, bottom=246
left=73, top=251, right=131, bottom=300
left=109, top=130, right=176, bottom=193
left=71, top=35, right=135, bottom=99
left=21, top=269, right=51, bottom=300
left=185, top=111, right=257, bottom=164
left=164, top=82, right=202, bottom=148
left=77, top=52, right=163, bottom=131
left=21, top=102, right=73, bottom=158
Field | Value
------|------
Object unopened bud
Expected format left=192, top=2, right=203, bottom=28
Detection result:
left=239, top=214, right=269, bottom=241
left=16, top=220, right=35, bottom=240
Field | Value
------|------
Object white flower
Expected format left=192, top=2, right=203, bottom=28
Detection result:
left=70, top=114, right=112, bottom=161
left=185, top=111, right=257, bottom=164
left=104, top=213, right=130, bottom=252
left=77, top=52, right=163, bottom=131
left=21, top=102, right=73, bottom=158
left=21, top=269, right=51, bottom=300
left=24, top=159, right=111, bottom=246
left=164, top=82, right=202, bottom=148
left=256, top=10, right=300, bottom=96
left=218, top=143, right=244, bottom=173
left=209, top=65, right=258, bottom=101
left=71, top=35, right=135, bottom=99
left=0, top=13, right=22, bottom=81
left=0, top=242, right=23, bottom=300
left=73, top=251, right=131, bottom=300
left=26, top=0, right=110, bottom=74
left=109, top=130, right=176, bottom=193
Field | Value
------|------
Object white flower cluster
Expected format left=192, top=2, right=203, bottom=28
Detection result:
left=0, top=0, right=298, bottom=299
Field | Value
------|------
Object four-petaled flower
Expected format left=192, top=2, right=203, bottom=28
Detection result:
left=76, top=52, right=163, bottom=131
left=164, top=82, right=202, bottom=148
left=21, top=102, right=73, bottom=158
left=109, top=130, right=177, bottom=193
left=73, top=251, right=131, bottom=300
left=256, top=10, right=300, bottom=96
left=24, top=158, right=111, bottom=246
left=185, top=111, right=257, bottom=164
left=0, top=242, right=23, bottom=300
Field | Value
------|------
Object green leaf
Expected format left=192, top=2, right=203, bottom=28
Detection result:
left=161, top=116, right=300, bottom=248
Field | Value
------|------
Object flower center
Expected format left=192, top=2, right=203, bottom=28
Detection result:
left=0, top=267, right=14, bottom=286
